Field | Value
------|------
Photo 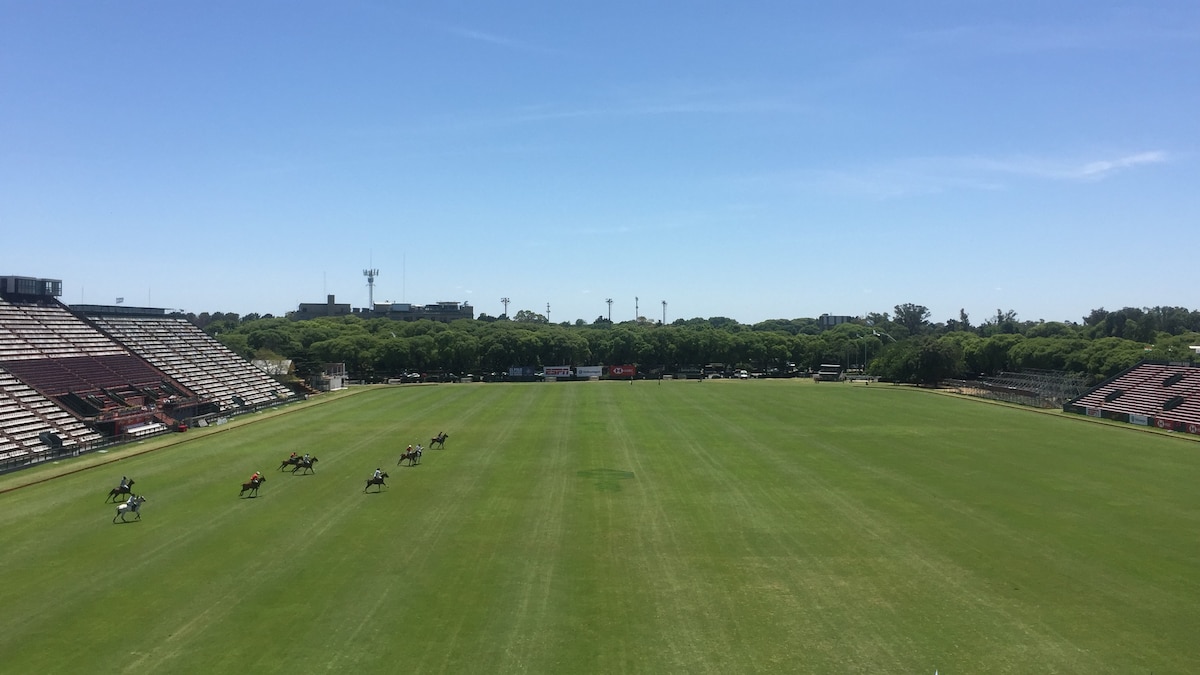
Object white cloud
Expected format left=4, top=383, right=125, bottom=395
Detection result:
left=447, top=26, right=559, bottom=55
left=768, top=150, right=1168, bottom=198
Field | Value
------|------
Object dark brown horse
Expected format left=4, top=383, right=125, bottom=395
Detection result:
left=106, top=479, right=135, bottom=502
left=398, top=448, right=421, bottom=466
left=364, top=472, right=389, bottom=492
left=291, top=457, right=318, bottom=474
left=239, top=476, right=265, bottom=498
left=430, top=432, right=448, bottom=449
left=278, top=456, right=300, bottom=471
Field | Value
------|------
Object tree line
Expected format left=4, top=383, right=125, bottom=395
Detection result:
left=180, top=304, right=1200, bottom=385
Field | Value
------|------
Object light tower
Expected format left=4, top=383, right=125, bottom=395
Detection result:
left=605, top=298, right=613, bottom=322
left=662, top=300, right=667, bottom=325
left=546, top=302, right=551, bottom=323
left=635, top=296, right=639, bottom=322
left=363, top=268, right=380, bottom=309
left=501, top=297, right=510, bottom=318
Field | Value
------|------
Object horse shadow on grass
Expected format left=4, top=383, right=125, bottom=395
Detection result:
left=576, top=468, right=635, bottom=493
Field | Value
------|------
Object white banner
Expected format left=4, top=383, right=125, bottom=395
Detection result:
left=1129, top=414, right=1149, bottom=426
left=576, top=366, right=602, bottom=378
left=544, top=366, right=572, bottom=377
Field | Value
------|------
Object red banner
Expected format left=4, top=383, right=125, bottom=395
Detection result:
left=609, top=365, right=637, bottom=378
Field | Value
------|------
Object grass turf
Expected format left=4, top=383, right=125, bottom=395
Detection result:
left=1, top=380, right=1198, bottom=673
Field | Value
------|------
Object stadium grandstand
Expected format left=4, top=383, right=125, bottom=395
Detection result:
left=0, top=275, right=300, bottom=472
left=1065, top=361, right=1200, bottom=436
left=943, top=369, right=1090, bottom=409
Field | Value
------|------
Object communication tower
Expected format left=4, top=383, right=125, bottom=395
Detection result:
left=363, top=268, right=380, bottom=310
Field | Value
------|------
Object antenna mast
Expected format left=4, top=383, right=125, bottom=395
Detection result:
left=363, top=268, right=380, bottom=310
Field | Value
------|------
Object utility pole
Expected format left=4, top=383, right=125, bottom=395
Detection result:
left=662, top=300, right=667, bottom=325
left=501, top=297, right=510, bottom=318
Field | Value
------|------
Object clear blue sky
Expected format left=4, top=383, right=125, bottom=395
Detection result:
left=2, top=1, right=1195, bottom=325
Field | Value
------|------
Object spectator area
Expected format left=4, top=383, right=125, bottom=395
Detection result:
left=0, top=365, right=103, bottom=465
left=0, top=292, right=299, bottom=471
left=1066, top=361, right=1200, bottom=433
left=86, top=315, right=293, bottom=410
left=0, top=296, right=127, bottom=361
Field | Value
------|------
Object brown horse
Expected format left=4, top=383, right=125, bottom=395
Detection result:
left=106, top=479, right=135, bottom=502
left=239, top=476, right=266, bottom=498
left=398, top=448, right=421, bottom=466
left=364, top=472, right=389, bottom=492
left=278, top=457, right=300, bottom=471
left=291, top=457, right=318, bottom=474
left=430, top=432, right=448, bottom=449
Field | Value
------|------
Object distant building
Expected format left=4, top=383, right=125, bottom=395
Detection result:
left=372, top=300, right=474, bottom=323
left=292, top=295, right=473, bottom=323
left=818, top=314, right=854, bottom=330
left=295, top=295, right=353, bottom=319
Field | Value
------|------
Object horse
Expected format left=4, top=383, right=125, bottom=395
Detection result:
left=291, top=457, right=318, bottom=475
left=239, top=476, right=266, bottom=498
left=398, top=447, right=421, bottom=466
left=106, top=479, right=135, bottom=503
left=430, top=432, right=448, bottom=449
left=364, top=472, right=389, bottom=492
left=114, top=495, right=146, bottom=523
left=278, top=457, right=301, bottom=471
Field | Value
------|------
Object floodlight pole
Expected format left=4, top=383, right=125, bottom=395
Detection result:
left=501, top=297, right=510, bottom=318
left=606, top=298, right=612, bottom=322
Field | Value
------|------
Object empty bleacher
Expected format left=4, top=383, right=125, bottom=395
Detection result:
left=0, top=297, right=127, bottom=360
left=0, top=281, right=302, bottom=472
left=1066, top=361, right=1200, bottom=434
left=86, top=315, right=294, bottom=411
left=0, top=365, right=104, bottom=468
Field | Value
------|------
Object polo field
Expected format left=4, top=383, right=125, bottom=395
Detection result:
left=2, top=381, right=1198, bottom=673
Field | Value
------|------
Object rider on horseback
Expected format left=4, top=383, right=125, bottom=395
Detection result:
left=119, top=476, right=129, bottom=489
left=373, top=467, right=383, bottom=480
left=303, top=453, right=311, bottom=463
left=250, top=470, right=262, bottom=483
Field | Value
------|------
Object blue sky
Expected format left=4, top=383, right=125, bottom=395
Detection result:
left=2, top=1, right=1196, bottom=325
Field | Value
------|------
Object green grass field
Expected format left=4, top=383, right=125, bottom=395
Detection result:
left=2, top=381, right=1199, bottom=674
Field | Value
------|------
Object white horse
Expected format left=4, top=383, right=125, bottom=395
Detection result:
left=114, top=495, right=147, bottom=523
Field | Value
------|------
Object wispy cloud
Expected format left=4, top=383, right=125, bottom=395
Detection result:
left=764, top=150, right=1169, bottom=199
left=907, top=12, right=1200, bottom=54
left=505, top=96, right=808, bottom=124
left=447, top=26, right=560, bottom=55
left=973, top=151, right=1168, bottom=181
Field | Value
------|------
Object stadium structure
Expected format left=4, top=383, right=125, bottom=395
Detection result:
left=1064, top=361, right=1200, bottom=435
left=0, top=275, right=300, bottom=472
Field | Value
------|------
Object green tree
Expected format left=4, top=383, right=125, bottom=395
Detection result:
left=893, top=303, right=931, bottom=336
